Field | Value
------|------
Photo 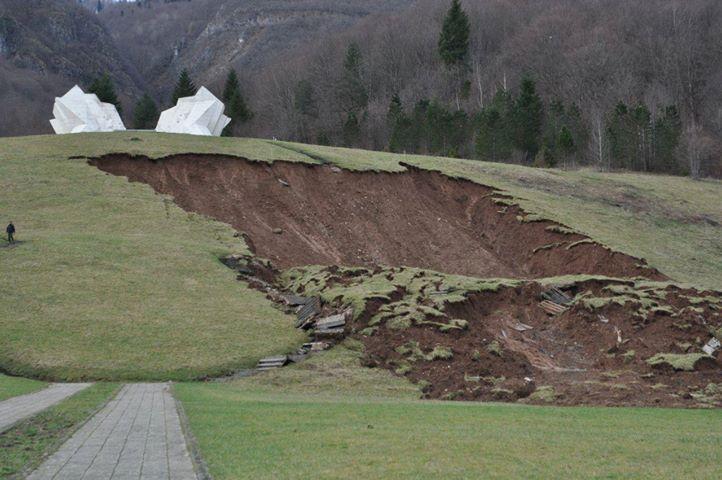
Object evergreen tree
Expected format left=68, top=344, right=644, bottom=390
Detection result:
left=556, top=125, right=575, bottom=166
left=88, top=73, right=122, bottom=115
left=607, top=102, right=636, bottom=170
left=221, top=69, right=252, bottom=136
left=171, top=69, right=197, bottom=105
left=342, top=112, right=361, bottom=147
left=222, top=69, right=240, bottom=104
left=339, top=43, right=368, bottom=114
left=631, top=102, right=652, bottom=171
left=132, top=93, right=159, bottom=129
left=294, top=80, right=318, bottom=118
left=513, top=77, right=544, bottom=163
left=438, top=0, right=470, bottom=67
left=475, top=90, right=514, bottom=162
left=652, top=105, right=682, bottom=173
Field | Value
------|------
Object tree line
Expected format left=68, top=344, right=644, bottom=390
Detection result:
left=246, top=0, right=721, bottom=178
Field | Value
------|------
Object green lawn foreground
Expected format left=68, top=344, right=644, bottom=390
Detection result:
left=0, top=133, right=305, bottom=381
left=176, top=381, right=722, bottom=480
left=0, top=374, right=46, bottom=401
left=0, top=383, right=119, bottom=479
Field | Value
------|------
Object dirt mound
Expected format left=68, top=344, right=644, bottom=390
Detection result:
left=91, top=154, right=663, bottom=280
left=278, top=265, right=722, bottom=407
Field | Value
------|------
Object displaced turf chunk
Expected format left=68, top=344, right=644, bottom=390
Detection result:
left=486, top=340, right=503, bottom=356
left=545, top=224, right=578, bottom=235
left=528, top=386, right=557, bottom=403
left=646, top=353, right=712, bottom=371
left=566, top=239, right=595, bottom=250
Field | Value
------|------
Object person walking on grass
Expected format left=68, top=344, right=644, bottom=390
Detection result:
left=6, top=222, right=15, bottom=244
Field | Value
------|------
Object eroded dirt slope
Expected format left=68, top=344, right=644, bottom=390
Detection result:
left=92, top=154, right=662, bottom=280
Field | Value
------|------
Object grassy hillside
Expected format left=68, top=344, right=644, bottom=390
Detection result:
left=0, top=133, right=306, bottom=381
left=0, top=132, right=720, bottom=381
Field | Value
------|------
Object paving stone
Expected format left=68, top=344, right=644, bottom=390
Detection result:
left=0, top=383, right=91, bottom=433
left=26, top=383, right=198, bottom=480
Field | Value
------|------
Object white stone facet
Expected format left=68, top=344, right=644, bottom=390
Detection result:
left=155, top=87, right=230, bottom=136
left=50, top=85, right=126, bottom=134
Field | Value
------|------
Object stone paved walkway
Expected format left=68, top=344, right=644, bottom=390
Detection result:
left=27, top=383, right=197, bottom=480
left=0, top=383, right=91, bottom=433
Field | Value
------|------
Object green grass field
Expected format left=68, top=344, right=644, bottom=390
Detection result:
left=1, top=132, right=720, bottom=381
left=0, top=374, right=46, bottom=401
left=175, top=381, right=722, bottom=480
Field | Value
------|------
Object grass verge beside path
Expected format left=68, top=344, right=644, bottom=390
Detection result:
left=0, top=383, right=119, bottom=479
left=176, top=382, right=722, bottom=480
left=0, top=374, right=46, bottom=402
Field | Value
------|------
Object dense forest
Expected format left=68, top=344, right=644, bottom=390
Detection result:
left=239, top=0, right=721, bottom=177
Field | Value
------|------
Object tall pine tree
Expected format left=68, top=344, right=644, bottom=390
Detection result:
left=88, top=73, right=122, bottom=115
left=221, top=69, right=252, bottom=136
left=438, top=0, right=470, bottom=67
left=513, top=77, right=544, bottom=163
left=171, top=70, right=197, bottom=105
left=339, top=42, right=368, bottom=114
left=132, top=94, right=159, bottom=129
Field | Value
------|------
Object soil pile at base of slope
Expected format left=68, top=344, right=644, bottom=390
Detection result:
left=91, top=154, right=663, bottom=280
left=277, top=265, right=721, bottom=407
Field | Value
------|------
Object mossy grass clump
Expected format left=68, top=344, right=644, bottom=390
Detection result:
left=646, top=353, right=712, bottom=371
left=528, top=385, right=557, bottom=403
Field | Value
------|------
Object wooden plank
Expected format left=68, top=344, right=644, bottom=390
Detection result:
left=540, top=300, right=568, bottom=315
left=314, top=313, right=346, bottom=330
left=295, top=296, right=321, bottom=328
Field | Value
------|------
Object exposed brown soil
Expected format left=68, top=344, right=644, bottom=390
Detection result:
left=91, top=153, right=663, bottom=280
left=364, top=282, right=721, bottom=407
left=92, top=153, right=722, bottom=407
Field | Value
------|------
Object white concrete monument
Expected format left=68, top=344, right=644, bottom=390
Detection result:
left=155, top=87, right=230, bottom=136
left=50, top=85, right=126, bottom=134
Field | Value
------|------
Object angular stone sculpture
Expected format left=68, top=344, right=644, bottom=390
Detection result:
left=155, top=87, right=230, bottom=136
left=50, top=85, right=126, bottom=134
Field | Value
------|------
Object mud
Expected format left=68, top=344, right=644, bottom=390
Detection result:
left=279, top=265, right=721, bottom=407
left=91, top=154, right=663, bottom=280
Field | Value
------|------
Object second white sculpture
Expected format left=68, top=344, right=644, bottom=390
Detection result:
left=155, top=87, right=231, bottom=136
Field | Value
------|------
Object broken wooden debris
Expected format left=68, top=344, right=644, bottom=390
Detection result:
left=282, top=294, right=308, bottom=306
left=541, top=287, right=572, bottom=305
left=257, top=355, right=289, bottom=370
left=512, top=322, right=534, bottom=332
left=296, top=296, right=321, bottom=328
left=702, top=337, right=720, bottom=355
left=315, top=312, right=347, bottom=331
left=540, top=300, right=568, bottom=316
left=302, top=341, right=331, bottom=352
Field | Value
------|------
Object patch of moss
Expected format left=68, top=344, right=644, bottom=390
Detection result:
left=528, top=385, right=557, bottom=402
left=387, top=316, right=413, bottom=330
left=646, top=353, right=712, bottom=371
left=492, top=198, right=517, bottom=206
left=427, top=346, right=453, bottom=361
left=486, top=340, right=503, bottom=356
left=516, top=214, right=544, bottom=223
left=359, top=327, right=377, bottom=336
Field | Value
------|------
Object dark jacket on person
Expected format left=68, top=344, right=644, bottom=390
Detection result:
left=6, top=223, right=15, bottom=234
